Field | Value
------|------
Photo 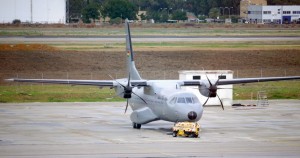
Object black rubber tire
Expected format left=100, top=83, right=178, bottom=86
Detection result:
left=172, top=131, right=177, bottom=137
left=133, top=123, right=141, bottom=129
left=136, top=123, right=141, bottom=129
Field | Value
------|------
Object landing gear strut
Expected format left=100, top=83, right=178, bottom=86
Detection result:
left=132, top=122, right=141, bottom=129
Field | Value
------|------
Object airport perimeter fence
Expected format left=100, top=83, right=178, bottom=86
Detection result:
left=1, top=68, right=300, bottom=86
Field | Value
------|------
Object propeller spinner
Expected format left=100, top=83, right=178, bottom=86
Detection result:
left=109, top=74, right=147, bottom=113
left=201, top=74, right=226, bottom=110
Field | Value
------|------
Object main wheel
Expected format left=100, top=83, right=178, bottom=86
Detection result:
left=172, top=131, right=177, bottom=137
left=136, top=123, right=141, bottom=129
left=132, top=122, right=141, bottom=129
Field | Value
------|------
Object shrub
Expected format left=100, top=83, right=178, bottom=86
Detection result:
left=12, top=19, right=21, bottom=24
left=110, top=17, right=122, bottom=25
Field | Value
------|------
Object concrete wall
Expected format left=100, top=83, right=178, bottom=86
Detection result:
left=0, top=0, right=66, bottom=24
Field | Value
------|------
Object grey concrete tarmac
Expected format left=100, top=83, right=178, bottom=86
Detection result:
left=0, top=100, right=299, bottom=157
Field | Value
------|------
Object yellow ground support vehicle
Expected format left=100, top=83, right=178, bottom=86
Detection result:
left=172, top=122, right=200, bottom=138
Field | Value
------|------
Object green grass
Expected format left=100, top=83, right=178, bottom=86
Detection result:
left=233, top=81, right=300, bottom=100
left=0, top=81, right=299, bottom=103
left=1, top=27, right=300, bottom=37
left=0, top=85, right=124, bottom=103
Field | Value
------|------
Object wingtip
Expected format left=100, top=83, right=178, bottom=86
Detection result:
left=4, top=78, right=14, bottom=82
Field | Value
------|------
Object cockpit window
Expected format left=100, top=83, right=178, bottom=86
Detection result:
left=169, top=97, right=177, bottom=104
left=186, top=97, right=193, bottom=104
left=177, top=97, right=186, bottom=103
left=171, top=96, right=200, bottom=104
left=193, top=97, right=200, bottom=103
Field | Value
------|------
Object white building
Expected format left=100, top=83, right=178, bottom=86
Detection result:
left=0, top=0, right=66, bottom=24
left=179, top=70, right=233, bottom=107
left=248, top=5, right=300, bottom=24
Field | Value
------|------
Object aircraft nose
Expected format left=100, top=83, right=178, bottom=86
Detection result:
left=187, top=111, right=197, bottom=120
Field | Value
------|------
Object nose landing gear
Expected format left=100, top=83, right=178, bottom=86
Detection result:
left=133, top=122, right=141, bottom=129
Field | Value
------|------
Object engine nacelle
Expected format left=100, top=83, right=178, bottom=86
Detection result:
left=198, top=84, right=217, bottom=98
left=123, top=93, right=132, bottom=99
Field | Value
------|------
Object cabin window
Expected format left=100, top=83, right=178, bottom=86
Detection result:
left=177, top=97, right=186, bottom=103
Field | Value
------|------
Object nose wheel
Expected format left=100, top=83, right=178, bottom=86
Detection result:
left=132, top=122, right=141, bottom=129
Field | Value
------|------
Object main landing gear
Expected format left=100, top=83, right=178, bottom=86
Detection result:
left=132, top=122, right=141, bottom=129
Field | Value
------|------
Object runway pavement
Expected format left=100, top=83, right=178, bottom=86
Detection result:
left=0, top=100, right=300, bottom=157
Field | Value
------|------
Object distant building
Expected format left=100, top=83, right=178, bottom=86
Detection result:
left=240, top=0, right=267, bottom=19
left=248, top=5, right=300, bottom=24
left=186, top=12, right=198, bottom=23
left=0, top=0, right=66, bottom=24
left=137, top=11, right=147, bottom=22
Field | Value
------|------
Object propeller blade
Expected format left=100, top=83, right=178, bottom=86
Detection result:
left=217, top=94, right=224, bottom=110
left=205, top=74, right=213, bottom=87
left=202, top=91, right=211, bottom=107
left=108, top=74, right=126, bottom=88
left=132, top=92, right=147, bottom=104
left=107, top=74, right=115, bottom=80
left=106, top=91, right=124, bottom=100
left=202, top=97, right=209, bottom=107
left=216, top=74, right=222, bottom=85
left=125, top=99, right=129, bottom=113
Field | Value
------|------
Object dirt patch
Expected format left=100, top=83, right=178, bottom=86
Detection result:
left=1, top=48, right=300, bottom=83
left=0, top=44, right=57, bottom=52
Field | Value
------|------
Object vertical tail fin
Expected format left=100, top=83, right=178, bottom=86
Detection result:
left=125, top=19, right=142, bottom=80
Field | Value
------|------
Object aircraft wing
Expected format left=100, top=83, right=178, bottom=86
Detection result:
left=5, top=78, right=148, bottom=87
left=217, top=76, right=300, bottom=85
left=182, top=76, right=300, bottom=86
left=6, top=78, right=116, bottom=87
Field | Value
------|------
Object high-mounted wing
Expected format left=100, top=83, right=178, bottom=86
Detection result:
left=182, top=76, right=300, bottom=86
left=6, top=78, right=115, bottom=87
left=217, top=76, right=300, bottom=85
left=5, top=78, right=148, bottom=87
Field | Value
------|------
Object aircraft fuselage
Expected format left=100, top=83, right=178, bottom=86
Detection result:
left=116, top=80, right=203, bottom=124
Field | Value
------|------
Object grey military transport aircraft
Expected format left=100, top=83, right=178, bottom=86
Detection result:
left=6, top=20, right=300, bottom=129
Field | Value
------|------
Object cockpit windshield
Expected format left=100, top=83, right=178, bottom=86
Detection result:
left=169, top=96, right=199, bottom=104
left=177, top=97, right=186, bottom=103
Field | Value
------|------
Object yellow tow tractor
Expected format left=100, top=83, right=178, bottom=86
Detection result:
left=172, top=122, right=200, bottom=138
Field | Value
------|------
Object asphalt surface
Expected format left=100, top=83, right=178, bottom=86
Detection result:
left=0, top=100, right=300, bottom=157
left=1, top=36, right=300, bottom=43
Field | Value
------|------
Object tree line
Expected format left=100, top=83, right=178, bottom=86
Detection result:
left=68, top=0, right=300, bottom=23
